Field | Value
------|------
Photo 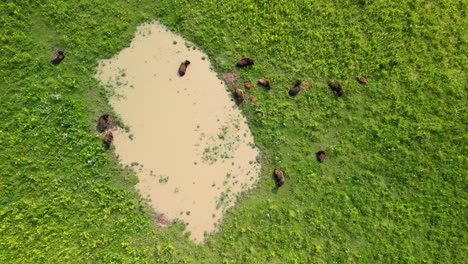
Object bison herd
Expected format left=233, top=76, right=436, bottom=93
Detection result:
left=231, top=57, right=368, bottom=109
left=177, top=56, right=337, bottom=189
left=49, top=49, right=364, bottom=188
left=229, top=57, right=367, bottom=188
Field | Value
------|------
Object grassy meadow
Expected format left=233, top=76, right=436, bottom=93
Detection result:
left=0, top=0, right=466, bottom=263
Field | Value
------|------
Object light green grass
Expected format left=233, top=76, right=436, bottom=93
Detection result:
left=0, top=0, right=466, bottom=263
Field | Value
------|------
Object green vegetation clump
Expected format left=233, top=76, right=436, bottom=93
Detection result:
left=0, top=0, right=466, bottom=263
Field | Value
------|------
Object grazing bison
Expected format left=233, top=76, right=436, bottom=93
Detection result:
left=357, top=76, right=368, bottom=84
left=97, top=114, right=110, bottom=132
left=248, top=94, right=257, bottom=103
left=178, top=60, right=191, bottom=76
left=236, top=57, right=254, bottom=67
left=305, top=79, right=311, bottom=88
left=51, top=50, right=65, bottom=65
left=257, top=78, right=271, bottom=90
left=329, top=81, right=344, bottom=96
left=244, top=83, right=252, bottom=89
left=273, top=169, right=285, bottom=187
left=316, top=150, right=326, bottom=163
left=103, top=130, right=114, bottom=149
left=234, top=88, right=244, bottom=103
left=288, top=80, right=302, bottom=96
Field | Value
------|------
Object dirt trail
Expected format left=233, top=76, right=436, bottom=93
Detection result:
left=95, top=22, right=260, bottom=243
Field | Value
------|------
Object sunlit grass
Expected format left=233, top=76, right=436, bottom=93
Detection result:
left=0, top=0, right=466, bottom=263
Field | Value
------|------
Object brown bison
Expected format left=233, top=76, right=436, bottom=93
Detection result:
left=97, top=114, right=110, bottom=132
left=329, top=81, right=344, bottom=96
left=244, top=83, right=252, bottom=89
left=236, top=57, right=254, bottom=67
left=103, top=130, right=114, bottom=149
left=305, top=79, right=311, bottom=88
left=289, top=80, right=302, bottom=96
left=273, top=169, right=285, bottom=187
left=316, top=150, right=326, bottom=163
left=178, top=60, right=191, bottom=76
left=51, top=50, right=65, bottom=65
left=257, top=78, right=271, bottom=90
left=357, top=76, right=368, bottom=84
left=248, top=94, right=257, bottom=103
left=234, top=88, right=244, bottom=103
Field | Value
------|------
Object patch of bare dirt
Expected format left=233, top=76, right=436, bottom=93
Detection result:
left=222, top=72, right=238, bottom=87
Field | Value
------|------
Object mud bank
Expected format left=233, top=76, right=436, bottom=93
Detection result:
left=96, top=22, right=260, bottom=242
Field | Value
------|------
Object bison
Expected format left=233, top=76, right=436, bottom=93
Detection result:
left=248, top=94, right=257, bottom=103
left=236, top=57, right=254, bottom=67
left=357, top=76, right=368, bottom=84
left=329, top=81, right=344, bottom=96
left=289, top=80, right=302, bottom=96
left=257, top=78, right=271, bottom=90
left=51, top=50, right=65, bottom=65
left=316, top=150, right=326, bottom=163
left=273, top=169, right=285, bottom=187
left=244, top=83, right=252, bottom=89
left=97, top=114, right=110, bottom=132
left=103, top=130, right=114, bottom=149
left=178, top=60, right=191, bottom=76
left=234, top=88, right=244, bottom=104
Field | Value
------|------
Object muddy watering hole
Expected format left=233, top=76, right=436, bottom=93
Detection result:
left=95, top=22, right=261, bottom=242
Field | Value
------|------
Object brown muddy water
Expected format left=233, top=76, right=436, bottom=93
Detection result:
left=95, top=22, right=261, bottom=243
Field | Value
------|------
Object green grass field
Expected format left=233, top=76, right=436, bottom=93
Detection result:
left=1, top=0, right=466, bottom=263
